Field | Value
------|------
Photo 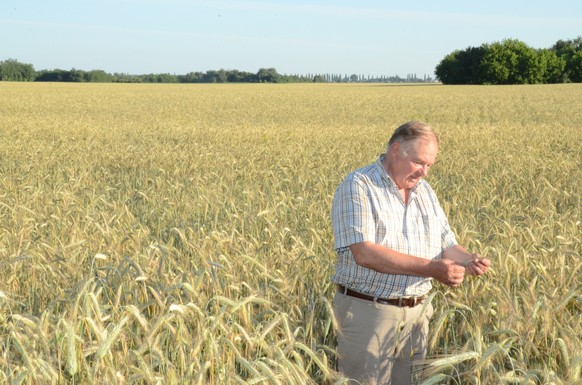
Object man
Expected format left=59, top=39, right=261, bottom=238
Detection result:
left=331, top=121, right=490, bottom=385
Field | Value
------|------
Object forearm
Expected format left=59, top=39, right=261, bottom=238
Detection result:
left=442, top=245, right=473, bottom=265
left=349, top=241, right=467, bottom=286
left=349, top=242, right=432, bottom=277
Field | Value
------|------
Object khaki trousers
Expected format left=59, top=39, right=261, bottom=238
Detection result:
left=333, top=292, right=433, bottom=385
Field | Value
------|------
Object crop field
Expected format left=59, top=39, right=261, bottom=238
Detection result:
left=0, top=82, right=580, bottom=384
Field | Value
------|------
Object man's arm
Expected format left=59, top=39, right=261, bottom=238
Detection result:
left=442, top=245, right=491, bottom=276
left=349, top=241, right=467, bottom=287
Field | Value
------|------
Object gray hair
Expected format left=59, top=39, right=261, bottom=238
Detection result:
left=387, top=121, right=439, bottom=155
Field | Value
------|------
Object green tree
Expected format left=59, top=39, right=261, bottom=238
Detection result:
left=86, top=69, right=114, bottom=82
left=177, top=71, right=203, bottom=83
left=479, top=39, right=541, bottom=84
left=256, top=68, right=280, bottom=83
left=202, top=70, right=224, bottom=83
left=435, top=46, right=486, bottom=84
left=65, top=68, right=86, bottom=82
left=35, top=69, right=67, bottom=82
left=570, top=50, right=582, bottom=82
left=156, top=73, right=178, bottom=83
left=0, top=58, right=36, bottom=81
left=537, top=49, right=567, bottom=83
left=435, top=38, right=582, bottom=85
left=552, top=37, right=582, bottom=82
left=312, top=74, right=326, bottom=83
left=226, top=70, right=256, bottom=82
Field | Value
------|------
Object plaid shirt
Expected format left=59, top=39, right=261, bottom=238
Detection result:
left=331, top=156, right=458, bottom=298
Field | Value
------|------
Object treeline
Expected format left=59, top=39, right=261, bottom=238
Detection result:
left=0, top=63, right=296, bottom=83
left=436, top=37, right=582, bottom=84
left=34, top=67, right=295, bottom=83
left=0, top=60, right=432, bottom=84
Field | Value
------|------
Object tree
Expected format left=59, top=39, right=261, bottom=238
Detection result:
left=537, top=49, right=566, bottom=83
left=435, top=46, right=486, bottom=84
left=312, top=74, right=326, bottom=83
left=202, top=70, right=223, bottom=83
left=0, top=58, right=36, bottom=81
left=435, top=39, right=572, bottom=85
left=478, top=39, right=542, bottom=84
left=66, top=68, right=86, bottom=82
left=552, top=37, right=582, bottom=82
left=86, top=69, right=114, bottom=82
left=570, top=50, right=582, bottom=82
left=436, top=37, right=582, bottom=85
left=36, top=69, right=66, bottom=82
left=226, top=69, right=256, bottom=82
left=256, top=68, right=280, bottom=83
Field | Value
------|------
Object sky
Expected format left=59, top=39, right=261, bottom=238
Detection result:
left=1, top=0, right=581, bottom=77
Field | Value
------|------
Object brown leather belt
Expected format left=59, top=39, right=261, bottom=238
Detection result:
left=337, top=285, right=426, bottom=307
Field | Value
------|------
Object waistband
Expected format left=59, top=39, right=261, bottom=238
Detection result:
left=336, top=284, right=426, bottom=307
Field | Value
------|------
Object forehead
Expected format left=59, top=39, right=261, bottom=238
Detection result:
left=405, top=138, right=438, bottom=158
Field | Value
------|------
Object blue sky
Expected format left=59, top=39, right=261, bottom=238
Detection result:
left=1, top=0, right=581, bottom=77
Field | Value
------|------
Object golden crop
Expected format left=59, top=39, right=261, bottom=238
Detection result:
left=0, top=82, right=580, bottom=384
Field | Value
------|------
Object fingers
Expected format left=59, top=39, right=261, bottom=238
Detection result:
left=446, top=254, right=492, bottom=284
left=469, top=264, right=484, bottom=276
left=467, top=257, right=491, bottom=275
left=446, top=262, right=466, bottom=287
left=479, top=258, right=491, bottom=268
left=439, top=253, right=492, bottom=286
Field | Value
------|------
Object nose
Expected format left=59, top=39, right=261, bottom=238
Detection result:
left=419, top=164, right=429, bottom=177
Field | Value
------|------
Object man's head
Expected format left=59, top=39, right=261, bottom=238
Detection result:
left=387, top=121, right=439, bottom=155
left=384, top=121, right=439, bottom=190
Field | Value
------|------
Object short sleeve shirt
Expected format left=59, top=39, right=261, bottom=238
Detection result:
left=331, top=156, right=458, bottom=298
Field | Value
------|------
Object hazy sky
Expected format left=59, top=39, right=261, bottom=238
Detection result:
left=2, top=0, right=581, bottom=77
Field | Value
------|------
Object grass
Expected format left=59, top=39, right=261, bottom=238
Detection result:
left=0, top=82, right=580, bottom=384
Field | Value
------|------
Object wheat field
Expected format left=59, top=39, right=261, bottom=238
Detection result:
left=0, top=82, right=580, bottom=384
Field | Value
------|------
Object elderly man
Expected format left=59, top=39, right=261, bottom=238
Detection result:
left=331, top=121, right=490, bottom=384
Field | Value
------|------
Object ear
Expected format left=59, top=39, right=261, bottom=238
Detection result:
left=389, top=142, right=400, bottom=157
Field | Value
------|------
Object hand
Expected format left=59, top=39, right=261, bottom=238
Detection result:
left=462, top=253, right=491, bottom=276
left=429, top=258, right=466, bottom=287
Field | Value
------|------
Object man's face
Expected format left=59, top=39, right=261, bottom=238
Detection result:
left=387, top=138, right=438, bottom=190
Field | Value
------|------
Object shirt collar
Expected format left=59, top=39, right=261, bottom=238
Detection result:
left=376, top=155, right=399, bottom=191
